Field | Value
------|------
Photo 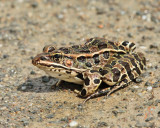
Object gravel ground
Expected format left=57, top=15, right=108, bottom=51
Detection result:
left=0, top=0, right=160, bottom=128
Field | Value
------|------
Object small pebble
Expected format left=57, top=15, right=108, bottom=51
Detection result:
left=157, top=50, right=160, bottom=54
left=42, top=76, right=50, bottom=83
left=46, top=114, right=54, bottom=119
left=26, top=82, right=33, bottom=89
left=154, top=99, right=160, bottom=106
left=112, top=110, right=118, bottom=116
left=145, top=117, right=154, bottom=122
left=136, top=113, right=143, bottom=116
left=153, top=81, right=160, bottom=88
left=69, top=120, right=78, bottom=127
left=97, top=122, right=108, bottom=127
left=135, top=78, right=143, bottom=83
left=0, top=84, right=4, bottom=88
left=120, top=10, right=125, bottom=15
left=133, top=85, right=139, bottom=89
left=21, top=86, right=27, bottom=91
left=31, top=2, right=38, bottom=8
left=158, top=111, right=160, bottom=117
left=30, top=71, right=36, bottom=75
left=127, top=33, right=133, bottom=38
left=3, top=54, right=9, bottom=59
left=150, top=43, right=159, bottom=49
left=77, top=104, right=83, bottom=111
left=147, top=86, right=152, bottom=91
left=145, top=81, right=152, bottom=86
left=96, top=8, right=106, bottom=15
left=56, top=13, right=64, bottom=20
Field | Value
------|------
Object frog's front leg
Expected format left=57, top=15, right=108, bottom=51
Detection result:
left=79, top=70, right=102, bottom=97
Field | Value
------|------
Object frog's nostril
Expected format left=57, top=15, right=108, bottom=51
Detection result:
left=32, top=58, right=37, bottom=65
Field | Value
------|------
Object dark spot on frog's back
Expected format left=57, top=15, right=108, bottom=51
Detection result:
left=85, top=62, right=92, bottom=67
left=104, top=64, right=112, bottom=68
left=77, top=56, right=86, bottom=62
left=123, top=79, right=128, bottom=83
left=119, top=46, right=125, bottom=51
left=119, top=60, right=135, bottom=80
left=113, top=53, right=122, bottom=59
left=129, top=43, right=135, bottom=49
left=112, top=68, right=120, bottom=82
left=103, top=51, right=109, bottom=59
left=137, top=52, right=146, bottom=66
left=85, top=38, right=94, bottom=44
left=122, top=41, right=129, bottom=46
left=72, top=45, right=79, bottom=49
left=121, top=74, right=127, bottom=80
left=78, top=46, right=90, bottom=53
left=123, top=55, right=141, bottom=75
left=132, top=53, right=142, bottom=63
left=93, top=54, right=100, bottom=64
left=90, top=70, right=99, bottom=73
left=111, top=60, right=116, bottom=66
left=59, top=47, right=70, bottom=54
left=76, top=73, right=84, bottom=80
left=92, top=39, right=99, bottom=45
left=84, top=78, right=90, bottom=86
left=108, top=41, right=118, bottom=50
left=98, top=42, right=107, bottom=49
left=101, top=69, right=109, bottom=75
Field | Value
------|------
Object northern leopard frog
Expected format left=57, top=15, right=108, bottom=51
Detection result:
left=32, top=37, right=146, bottom=102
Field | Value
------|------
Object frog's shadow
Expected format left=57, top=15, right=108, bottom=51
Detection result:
left=17, top=76, right=83, bottom=93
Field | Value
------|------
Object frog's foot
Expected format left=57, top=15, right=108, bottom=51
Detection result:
left=51, top=80, right=63, bottom=89
left=106, top=78, right=129, bottom=97
left=80, top=70, right=102, bottom=98
left=83, top=88, right=111, bottom=104
left=55, top=80, right=63, bottom=87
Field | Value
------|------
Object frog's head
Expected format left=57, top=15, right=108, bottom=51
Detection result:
left=32, top=45, right=81, bottom=77
left=32, top=52, right=63, bottom=66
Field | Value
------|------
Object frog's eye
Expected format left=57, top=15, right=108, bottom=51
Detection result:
left=43, top=45, right=56, bottom=53
left=53, top=53, right=62, bottom=59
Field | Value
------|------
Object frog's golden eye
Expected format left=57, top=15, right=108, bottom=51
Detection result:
left=53, top=53, right=61, bottom=59
left=43, top=45, right=56, bottom=53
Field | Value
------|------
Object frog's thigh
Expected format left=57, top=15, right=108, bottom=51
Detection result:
left=80, top=71, right=102, bottom=97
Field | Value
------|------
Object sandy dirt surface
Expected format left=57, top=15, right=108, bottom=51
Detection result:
left=0, top=0, right=160, bottom=127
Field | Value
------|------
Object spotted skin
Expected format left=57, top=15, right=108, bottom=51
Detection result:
left=32, top=37, right=146, bottom=103
left=74, top=52, right=146, bottom=102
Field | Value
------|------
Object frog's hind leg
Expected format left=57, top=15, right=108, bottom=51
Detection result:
left=83, top=78, right=129, bottom=104
left=105, top=78, right=129, bottom=97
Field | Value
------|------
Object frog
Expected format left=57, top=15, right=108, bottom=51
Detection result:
left=32, top=37, right=146, bottom=103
